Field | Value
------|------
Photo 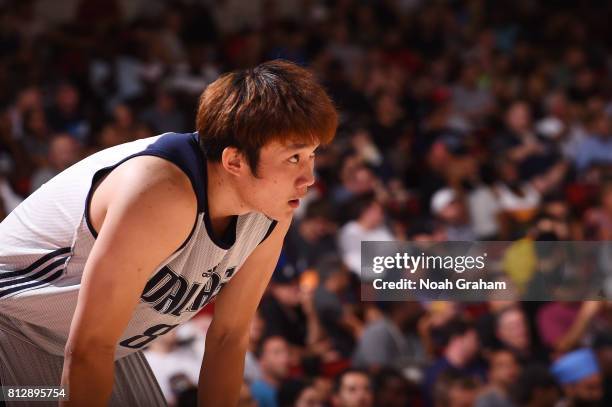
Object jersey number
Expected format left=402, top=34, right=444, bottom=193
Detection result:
left=119, top=323, right=179, bottom=349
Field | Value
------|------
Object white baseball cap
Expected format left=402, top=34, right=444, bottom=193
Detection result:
left=431, top=188, right=457, bottom=214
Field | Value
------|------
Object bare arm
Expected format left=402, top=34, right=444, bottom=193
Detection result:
left=531, top=161, right=569, bottom=195
left=60, top=157, right=196, bottom=407
left=198, top=219, right=291, bottom=407
left=554, top=301, right=602, bottom=356
left=300, top=288, right=326, bottom=349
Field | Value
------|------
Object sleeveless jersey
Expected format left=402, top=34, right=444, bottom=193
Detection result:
left=0, top=132, right=276, bottom=359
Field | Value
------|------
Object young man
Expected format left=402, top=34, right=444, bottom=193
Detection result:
left=332, top=368, right=374, bottom=407
left=0, top=60, right=337, bottom=406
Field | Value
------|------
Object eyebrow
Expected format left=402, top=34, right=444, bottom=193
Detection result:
left=283, top=142, right=318, bottom=151
left=285, top=143, right=308, bottom=149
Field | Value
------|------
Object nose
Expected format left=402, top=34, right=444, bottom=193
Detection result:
left=296, top=162, right=315, bottom=190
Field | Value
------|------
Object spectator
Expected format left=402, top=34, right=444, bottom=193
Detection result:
left=430, top=187, right=476, bottom=240
left=251, top=335, right=291, bottom=407
left=332, top=158, right=369, bottom=205
left=593, top=333, right=612, bottom=407
left=332, top=368, right=373, bottom=407
left=244, top=311, right=265, bottom=383
left=475, top=348, right=520, bottom=407
left=372, top=367, right=414, bottom=407
left=551, top=348, right=603, bottom=407
left=313, top=255, right=359, bottom=359
left=494, top=101, right=558, bottom=180
left=284, top=199, right=339, bottom=271
left=353, top=301, right=426, bottom=373
left=451, top=63, right=494, bottom=123
left=259, top=261, right=324, bottom=359
left=337, top=192, right=394, bottom=274
left=537, top=302, right=603, bottom=355
left=510, top=365, right=560, bottom=407
left=277, top=379, right=323, bottom=407
left=468, top=164, right=502, bottom=240
left=433, top=371, right=482, bottom=407
left=30, top=134, right=83, bottom=192
left=583, top=181, right=612, bottom=240
left=0, top=175, right=21, bottom=220
left=108, top=103, right=150, bottom=143
left=141, top=90, right=187, bottom=134
left=494, top=306, right=533, bottom=362
left=574, top=111, right=612, bottom=173
left=423, top=318, right=484, bottom=407
left=45, top=83, right=90, bottom=144
left=20, top=107, right=51, bottom=168
left=143, top=322, right=205, bottom=405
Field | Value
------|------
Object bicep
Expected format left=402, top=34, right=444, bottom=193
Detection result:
left=66, top=160, right=196, bottom=352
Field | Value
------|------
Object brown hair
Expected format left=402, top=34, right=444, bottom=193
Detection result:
left=196, top=60, right=337, bottom=174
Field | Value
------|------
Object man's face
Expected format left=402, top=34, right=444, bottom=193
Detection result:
left=459, top=329, right=479, bottom=360
left=237, top=140, right=318, bottom=221
left=596, top=346, right=612, bottom=376
left=566, top=373, right=603, bottom=406
left=531, top=386, right=561, bottom=407
left=271, top=281, right=301, bottom=307
left=335, top=372, right=373, bottom=407
left=489, top=350, right=519, bottom=388
left=497, top=309, right=530, bottom=351
left=375, top=376, right=409, bottom=407
left=295, top=387, right=323, bottom=407
left=259, top=337, right=290, bottom=380
left=447, top=384, right=479, bottom=407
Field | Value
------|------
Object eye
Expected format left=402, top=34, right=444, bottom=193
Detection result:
left=288, top=154, right=300, bottom=164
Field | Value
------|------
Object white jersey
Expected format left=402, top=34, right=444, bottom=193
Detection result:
left=0, top=132, right=276, bottom=359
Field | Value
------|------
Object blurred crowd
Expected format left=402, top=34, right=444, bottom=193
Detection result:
left=1, top=0, right=612, bottom=406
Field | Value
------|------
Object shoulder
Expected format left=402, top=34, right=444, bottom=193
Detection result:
left=106, top=155, right=195, bottom=203
left=93, top=155, right=197, bottom=238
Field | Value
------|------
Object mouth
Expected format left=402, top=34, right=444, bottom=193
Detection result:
left=288, top=199, right=300, bottom=208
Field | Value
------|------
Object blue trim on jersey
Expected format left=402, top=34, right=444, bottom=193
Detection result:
left=0, top=269, right=65, bottom=299
left=259, top=220, right=278, bottom=245
left=0, top=247, right=71, bottom=280
left=84, top=132, right=238, bottom=250
left=0, top=257, right=67, bottom=288
left=85, top=132, right=206, bottom=239
left=0, top=247, right=70, bottom=298
left=141, top=132, right=207, bottom=212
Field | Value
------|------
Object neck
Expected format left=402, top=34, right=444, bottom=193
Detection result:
left=494, top=382, right=510, bottom=394
left=261, top=371, right=280, bottom=388
left=357, top=217, right=376, bottom=230
left=206, top=161, right=249, bottom=234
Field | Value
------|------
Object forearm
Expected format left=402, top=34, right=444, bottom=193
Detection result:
left=305, top=313, right=325, bottom=347
left=60, top=350, right=115, bottom=407
left=555, top=306, right=598, bottom=353
left=198, top=327, right=249, bottom=407
left=341, top=315, right=363, bottom=338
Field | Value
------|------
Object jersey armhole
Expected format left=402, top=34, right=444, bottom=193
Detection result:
left=84, top=152, right=200, bottom=253
left=259, top=220, right=278, bottom=245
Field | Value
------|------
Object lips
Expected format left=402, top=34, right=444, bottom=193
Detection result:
left=288, top=199, right=300, bottom=208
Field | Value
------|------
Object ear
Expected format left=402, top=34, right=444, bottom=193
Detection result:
left=220, top=146, right=246, bottom=176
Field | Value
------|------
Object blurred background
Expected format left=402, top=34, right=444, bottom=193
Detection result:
left=1, top=0, right=612, bottom=406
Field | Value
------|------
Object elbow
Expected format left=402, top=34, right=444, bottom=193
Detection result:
left=64, top=338, right=116, bottom=362
left=206, top=322, right=250, bottom=351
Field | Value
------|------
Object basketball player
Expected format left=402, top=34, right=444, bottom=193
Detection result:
left=0, top=60, right=337, bottom=406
